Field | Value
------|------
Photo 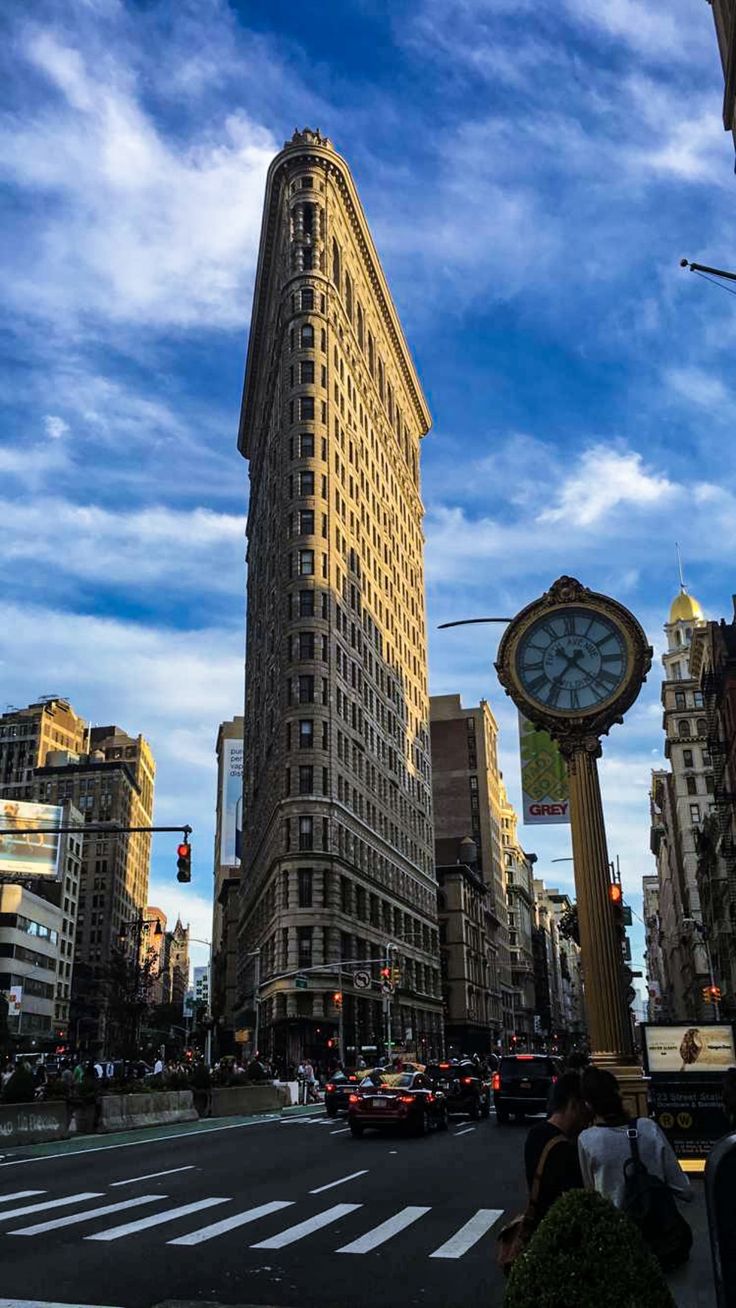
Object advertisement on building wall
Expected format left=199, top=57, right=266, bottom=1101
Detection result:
left=219, top=738, right=243, bottom=867
left=642, top=1023, right=736, bottom=1074
left=0, top=799, right=63, bottom=879
left=6, top=985, right=22, bottom=1017
left=518, top=714, right=570, bottom=825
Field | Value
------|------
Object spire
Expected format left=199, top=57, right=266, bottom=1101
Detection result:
left=676, top=541, right=685, bottom=593
left=668, top=543, right=704, bottom=624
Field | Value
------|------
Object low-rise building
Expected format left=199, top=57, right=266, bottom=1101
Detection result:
left=437, top=836, right=494, bottom=1056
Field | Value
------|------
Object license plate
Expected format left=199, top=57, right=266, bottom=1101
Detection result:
left=372, top=1097, right=387, bottom=1107
left=520, top=1080, right=531, bottom=1090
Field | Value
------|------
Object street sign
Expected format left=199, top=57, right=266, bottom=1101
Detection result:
left=295, top=974, right=308, bottom=990
left=353, top=970, right=371, bottom=990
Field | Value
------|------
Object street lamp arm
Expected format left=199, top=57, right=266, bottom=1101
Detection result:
left=437, top=617, right=513, bottom=630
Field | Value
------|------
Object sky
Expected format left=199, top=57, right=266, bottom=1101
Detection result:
left=0, top=0, right=734, bottom=991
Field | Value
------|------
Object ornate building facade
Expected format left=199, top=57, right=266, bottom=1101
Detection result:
left=236, top=130, right=442, bottom=1063
left=649, top=588, right=712, bottom=1021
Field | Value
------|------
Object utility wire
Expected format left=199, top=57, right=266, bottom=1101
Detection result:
left=691, top=269, right=736, bottom=298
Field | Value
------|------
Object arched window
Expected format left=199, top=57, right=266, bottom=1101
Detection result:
left=697, top=718, right=707, bottom=735
left=368, top=332, right=375, bottom=376
left=332, top=238, right=341, bottom=287
left=357, top=302, right=364, bottom=349
left=675, top=630, right=682, bottom=646
left=300, top=324, right=314, bottom=348
left=345, top=271, right=353, bottom=322
left=678, top=720, right=691, bottom=737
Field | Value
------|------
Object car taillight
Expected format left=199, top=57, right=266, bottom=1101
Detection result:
left=325, top=1083, right=335, bottom=1092
left=492, top=1073, right=500, bottom=1091
left=461, top=1076, right=473, bottom=1084
left=348, top=1093, right=359, bottom=1103
left=551, top=1075, right=558, bottom=1084
left=398, top=1095, right=415, bottom=1104
left=427, top=1094, right=434, bottom=1103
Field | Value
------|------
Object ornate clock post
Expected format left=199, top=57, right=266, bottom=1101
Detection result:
left=496, top=576, right=652, bottom=1108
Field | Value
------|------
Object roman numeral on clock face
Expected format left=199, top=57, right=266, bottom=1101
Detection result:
left=600, top=653, right=622, bottom=665
left=528, top=674, right=548, bottom=694
left=547, top=682, right=562, bottom=707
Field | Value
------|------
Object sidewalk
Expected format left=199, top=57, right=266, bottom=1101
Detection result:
left=669, top=1183, right=715, bottom=1308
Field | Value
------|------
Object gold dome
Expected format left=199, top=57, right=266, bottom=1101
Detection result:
left=669, top=589, right=703, bottom=624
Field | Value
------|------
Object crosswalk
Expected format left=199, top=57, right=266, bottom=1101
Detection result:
left=0, top=1186, right=504, bottom=1260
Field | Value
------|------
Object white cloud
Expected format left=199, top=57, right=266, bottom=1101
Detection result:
left=563, top=0, right=706, bottom=62
left=43, top=414, right=69, bottom=440
left=0, top=29, right=276, bottom=330
left=539, top=447, right=676, bottom=527
left=666, top=366, right=730, bottom=410
left=0, top=497, right=244, bottom=592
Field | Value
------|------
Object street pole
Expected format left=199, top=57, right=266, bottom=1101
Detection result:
left=205, top=938, right=214, bottom=1067
left=253, top=949, right=261, bottom=1057
left=338, top=964, right=345, bottom=1064
left=385, top=942, right=393, bottom=1065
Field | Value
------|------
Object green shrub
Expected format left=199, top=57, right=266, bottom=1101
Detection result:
left=189, top=1063, right=211, bottom=1090
left=504, top=1189, right=675, bottom=1308
left=1, top=1064, right=35, bottom=1104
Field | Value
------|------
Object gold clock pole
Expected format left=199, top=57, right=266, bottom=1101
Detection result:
left=496, top=576, right=652, bottom=1117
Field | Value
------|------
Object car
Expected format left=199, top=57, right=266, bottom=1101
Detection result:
left=492, top=1054, right=561, bottom=1124
left=348, top=1070, right=448, bottom=1137
left=324, top=1070, right=362, bottom=1117
left=424, top=1059, right=491, bottom=1120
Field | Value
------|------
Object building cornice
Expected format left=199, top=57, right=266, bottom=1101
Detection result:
left=238, top=134, right=431, bottom=459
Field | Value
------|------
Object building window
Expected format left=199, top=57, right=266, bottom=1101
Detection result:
left=298, top=632, right=315, bottom=660
left=686, top=775, right=697, bottom=795
left=299, top=675, right=315, bottom=703
left=299, top=765, right=313, bottom=795
left=299, top=817, right=314, bottom=851
left=299, top=720, right=314, bottom=748
left=301, top=288, right=314, bottom=310
left=298, top=868, right=313, bottom=907
left=282, top=869, right=290, bottom=909
left=689, top=803, right=701, bottom=824
left=300, top=323, right=314, bottom=348
left=678, top=720, right=691, bottom=738
left=300, top=360, right=315, bottom=384
left=345, top=271, right=353, bottom=321
left=675, top=692, right=686, bottom=710
left=706, top=773, right=715, bottom=793
left=298, top=549, right=314, bottom=576
left=300, top=397, right=315, bottom=421
left=300, top=432, right=314, bottom=457
left=299, top=470, right=314, bottom=496
left=299, top=590, right=314, bottom=617
left=298, top=926, right=313, bottom=968
left=299, top=509, right=315, bottom=535
left=683, top=749, right=693, bottom=767
left=357, top=302, right=364, bottom=349
left=694, top=691, right=704, bottom=708
left=703, top=750, right=712, bottom=767
left=697, top=719, right=707, bottom=735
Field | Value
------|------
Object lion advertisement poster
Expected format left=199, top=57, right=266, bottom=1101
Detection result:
left=518, top=713, right=570, bottom=824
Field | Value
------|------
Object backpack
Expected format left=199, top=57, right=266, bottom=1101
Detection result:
left=621, top=1123, right=692, bottom=1271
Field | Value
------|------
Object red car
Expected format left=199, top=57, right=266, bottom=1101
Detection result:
left=348, top=1071, right=448, bottom=1137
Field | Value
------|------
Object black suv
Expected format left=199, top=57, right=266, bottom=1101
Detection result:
left=324, top=1070, right=361, bottom=1117
left=492, top=1054, right=560, bottom=1124
left=425, top=1060, right=491, bottom=1120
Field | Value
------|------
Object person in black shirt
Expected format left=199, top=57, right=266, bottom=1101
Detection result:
left=523, top=1071, right=588, bottom=1225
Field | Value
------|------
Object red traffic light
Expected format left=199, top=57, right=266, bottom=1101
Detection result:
left=177, top=843, right=190, bottom=858
left=177, top=840, right=191, bottom=883
left=609, top=884, right=623, bottom=905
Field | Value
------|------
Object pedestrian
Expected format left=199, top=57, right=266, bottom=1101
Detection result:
left=153, top=1055, right=164, bottom=1076
left=73, top=1059, right=85, bottom=1085
left=498, top=1070, right=588, bottom=1274
left=578, top=1067, right=693, bottom=1269
left=356, top=1054, right=366, bottom=1070
left=303, top=1058, right=317, bottom=1102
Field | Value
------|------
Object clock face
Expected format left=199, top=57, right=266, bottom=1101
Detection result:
left=515, top=606, right=629, bottom=713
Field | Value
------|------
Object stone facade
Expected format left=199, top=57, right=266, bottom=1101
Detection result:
left=708, top=0, right=736, bottom=145
left=430, top=694, right=511, bottom=1042
left=642, top=874, right=666, bottom=1021
left=649, top=591, right=712, bottom=1021
left=212, top=718, right=244, bottom=1050
left=0, top=698, right=87, bottom=797
left=236, top=130, right=441, bottom=1063
left=436, top=838, right=493, bottom=1056
left=499, top=780, right=536, bottom=1047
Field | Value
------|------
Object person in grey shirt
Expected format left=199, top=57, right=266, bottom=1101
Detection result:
left=577, top=1067, right=692, bottom=1210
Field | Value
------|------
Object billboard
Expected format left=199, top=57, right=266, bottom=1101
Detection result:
left=219, top=738, right=243, bottom=867
left=6, top=986, right=22, bottom=1017
left=0, top=799, right=63, bottom=879
left=642, top=1023, right=736, bottom=1075
left=518, top=714, right=570, bottom=824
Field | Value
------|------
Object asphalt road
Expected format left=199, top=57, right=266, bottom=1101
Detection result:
left=0, top=1107, right=529, bottom=1308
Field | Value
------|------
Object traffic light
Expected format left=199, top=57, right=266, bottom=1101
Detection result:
left=332, top=991, right=343, bottom=1008
left=391, top=967, right=400, bottom=986
left=609, top=883, right=623, bottom=906
left=177, top=840, right=191, bottom=883
left=703, top=985, right=722, bottom=1004
left=380, top=966, right=391, bottom=981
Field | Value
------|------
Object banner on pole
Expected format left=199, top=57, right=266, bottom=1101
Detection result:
left=518, top=713, right=570, bottom=824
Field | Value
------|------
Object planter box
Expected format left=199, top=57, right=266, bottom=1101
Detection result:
left=0, top=1100, right=70, bottom=1147
left=208, top=1084, right=290, bottom=1118
left=97, top=1089, right=198, bottom=1134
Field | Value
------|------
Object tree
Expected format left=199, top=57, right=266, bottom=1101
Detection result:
left=558, top=903, right=580, bottom=946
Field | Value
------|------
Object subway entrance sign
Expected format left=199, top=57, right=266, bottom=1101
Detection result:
left=295, top=974, right=308, bottom=990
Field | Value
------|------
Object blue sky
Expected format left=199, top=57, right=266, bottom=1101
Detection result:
left=0, top=0, right=734, bottom=989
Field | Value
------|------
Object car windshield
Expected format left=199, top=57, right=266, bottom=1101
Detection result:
left=500, top=1057, right=553, bottom=1076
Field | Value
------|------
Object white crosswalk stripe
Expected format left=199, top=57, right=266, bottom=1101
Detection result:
left=10, top=1195, right=165, bottom=1237
left=429, top=1208, right=504, bottom=1259
left=337, top=1206, right=430, bottom=1254
left=87, top=1197, right=229, bottom=1242
left=251, top=1202, right=362, bottom=1249
left=0, top=1192, right=46, bottom=1205
left=0, top=1193, right=102, bottom=1222
left=168, top=1200, right=294, bottom=1247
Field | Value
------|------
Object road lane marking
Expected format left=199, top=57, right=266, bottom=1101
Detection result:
left=0, top=1300, right=123, bottom=1307
left=330, top=1128, right=349, bottom=1136
left=0, top=1116, right=282, bottom=1168
left=429, top=1209, right=505, bottom=1259
left=251, top=1202, right=362, bottom=1249
left=87, top=1196, right=228, bottom=1241
left=0, top=1192, right=45, bottom=1205
left=0, top=1193, right=102, bottom=1222
left=168, top=1200, right=294, bottom=1246
left=10, top=1195, right=164, bottom=1236
left=310, top=1169, right=368, bottom=1194
left=337, top=1205, right=430, bottom=1253
left=453, top=1127, right=476, bottom=1136
left=110, top=1166, right=196, bottom=1187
